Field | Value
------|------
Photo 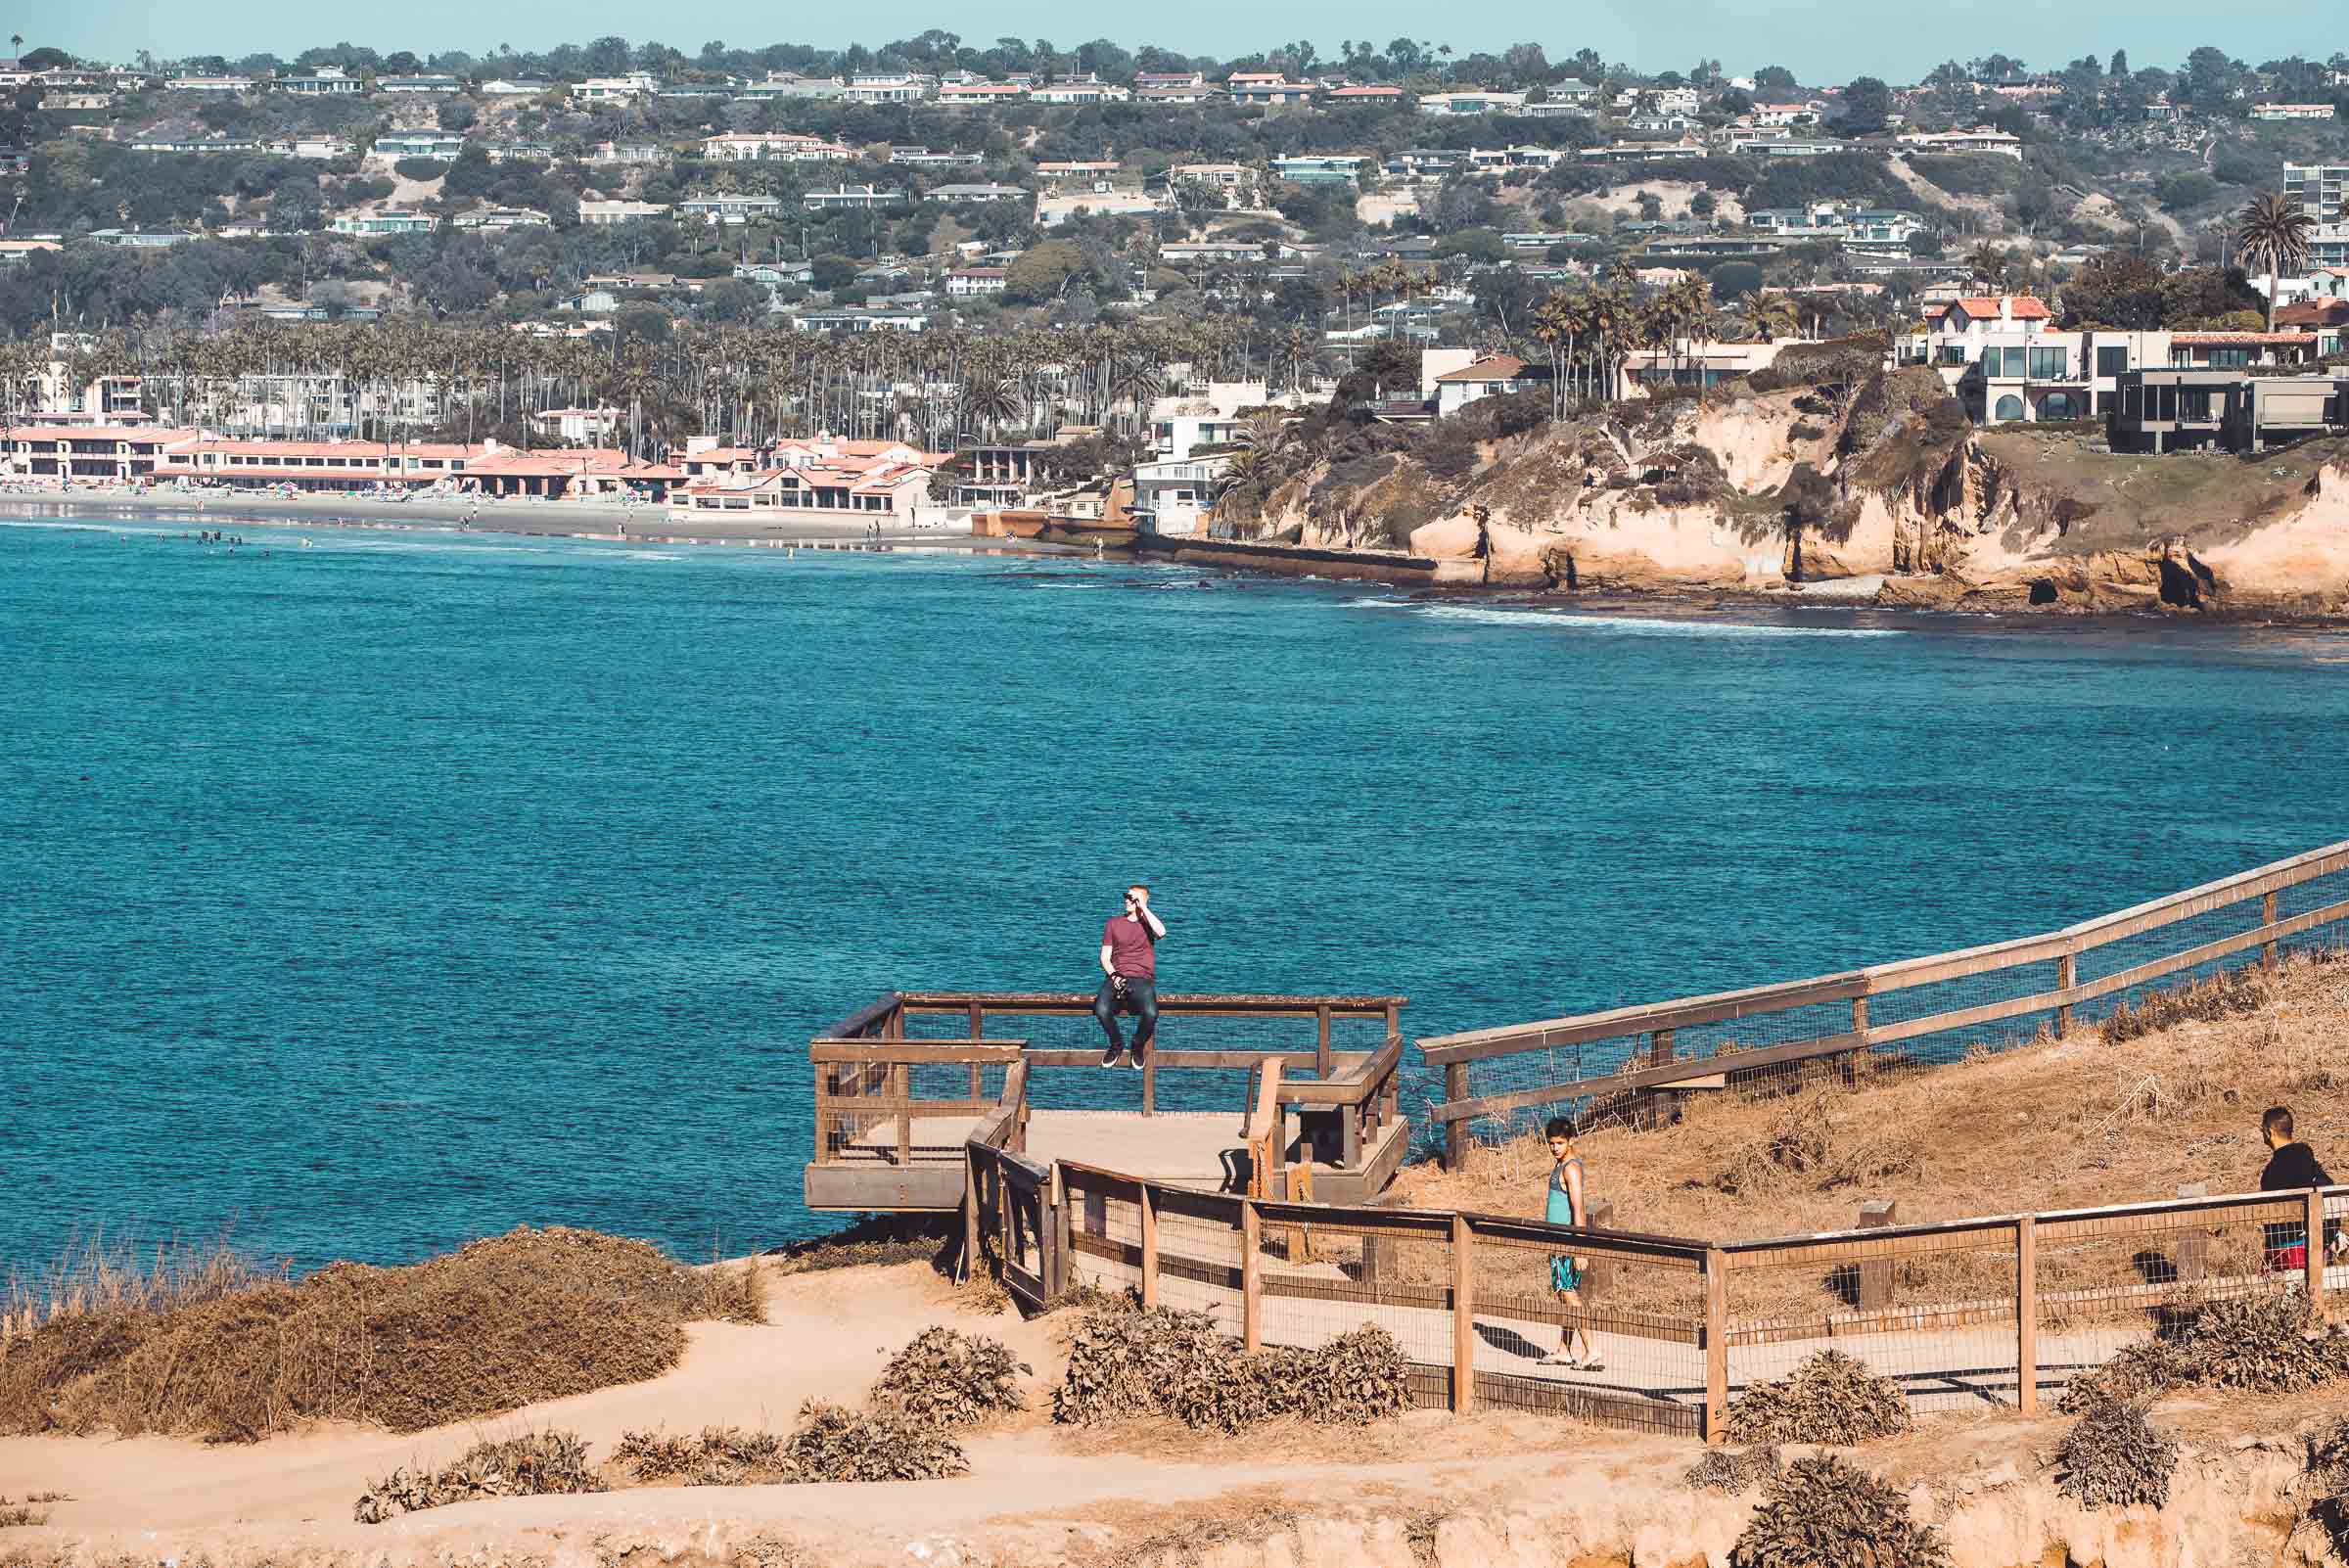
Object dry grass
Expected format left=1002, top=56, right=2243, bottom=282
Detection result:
left=1395, top=952, right=2349, bottom=1244
left=0, top=1227, right=760, bottom=1442
left=760, top=1217, right=950, bottom=1278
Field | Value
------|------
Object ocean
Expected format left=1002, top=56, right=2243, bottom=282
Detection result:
left=4, top=510, right=2345, bottom=1272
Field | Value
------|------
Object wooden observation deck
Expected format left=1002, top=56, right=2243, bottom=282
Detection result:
left=804, top=991, right=1410, bottom=1213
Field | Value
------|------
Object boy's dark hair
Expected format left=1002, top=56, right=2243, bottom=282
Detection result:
left=2265, top=1105, right=2296, bottom=1142
left=1543, top=1116, right=1572, bottom=1140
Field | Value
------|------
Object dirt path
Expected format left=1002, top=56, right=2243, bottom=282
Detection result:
left=0, top=1262, right=1629, bottom=1565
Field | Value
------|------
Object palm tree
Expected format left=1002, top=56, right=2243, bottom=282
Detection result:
left=1755, top=295, right=1800, bottom=344
left=2235, top=191, right=2315, bottom=333
left=1964, top=242, right=2007, bottom=294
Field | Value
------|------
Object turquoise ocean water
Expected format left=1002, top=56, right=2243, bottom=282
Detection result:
left=4, top=509, right=2345, bottom=1271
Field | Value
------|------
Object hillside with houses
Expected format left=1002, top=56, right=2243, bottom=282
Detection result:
left=3, top=31, right=2348, bottom=579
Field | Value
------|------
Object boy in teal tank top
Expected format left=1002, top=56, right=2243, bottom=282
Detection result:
left=1543, top=1117, right=1601, bottom=1370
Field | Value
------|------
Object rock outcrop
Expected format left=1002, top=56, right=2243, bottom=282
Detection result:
left=1235, top=368, right=2349, bottom=614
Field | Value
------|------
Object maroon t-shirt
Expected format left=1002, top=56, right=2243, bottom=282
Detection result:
left=1102, top=914, right=1157, bottom=980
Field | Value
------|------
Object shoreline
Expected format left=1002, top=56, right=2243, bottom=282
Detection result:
left=11, top=487, right=2349, bottom=632
left=0, top=487, right=1073, bottom=554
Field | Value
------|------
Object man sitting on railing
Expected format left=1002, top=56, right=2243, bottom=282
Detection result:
left=1096, top=884, right=1166, bottom=1071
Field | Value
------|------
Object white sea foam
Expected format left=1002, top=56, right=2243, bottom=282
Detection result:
left=1405, top=604, right=1905, bottom=638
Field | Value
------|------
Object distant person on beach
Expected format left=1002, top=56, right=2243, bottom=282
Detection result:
left=1095, top=885, right=1165, bottom=1070
left=1543, top=1117, right=1602, bottom=1370
left=2259, top=1105, right=2343, bottom=1269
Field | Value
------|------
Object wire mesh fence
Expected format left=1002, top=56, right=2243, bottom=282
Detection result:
left=811, top=1049, right=1015, bottom=1165
left=1462, top=1218, right=1708, bottom=1435
left=1724, top=1222, right=2024, bottom=1418
left=1146, top=1183, right=1248, bottom=1338
left=1250, top=1202, right=1458, bottom=1376
left=979, top=1128, right=2349, bottom=1439
left=2032, top=1194, right=2309, bottom=1402
left=1425, top=843, right=2349, bottom=1154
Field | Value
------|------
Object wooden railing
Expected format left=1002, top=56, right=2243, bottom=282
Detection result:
left=961, top=1129, right=2349, bottom=1441
left=1422, top=840, right=2349, bottom=1161
left=806, top=990, right=1409, bottom=1210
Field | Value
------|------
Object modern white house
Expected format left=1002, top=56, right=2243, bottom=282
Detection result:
left=1130, top=454, right=1231, bottom=535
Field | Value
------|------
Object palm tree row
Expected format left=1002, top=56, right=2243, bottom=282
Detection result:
left=0, top=318, right=1306, bottom=459
left=1527, top=274, right=1723, bottom=416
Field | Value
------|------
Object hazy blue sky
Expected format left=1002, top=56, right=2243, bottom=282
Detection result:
left=43, top=0, right=2346, bottom=84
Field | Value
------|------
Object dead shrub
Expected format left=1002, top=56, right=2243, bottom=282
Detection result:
left=763, top=1217, right=949, bottom=1278
left=780, top=1401, right=969, bottom=1483
left=2057, top=1337, right=2190, bottom=1412
left=2176, top=1295, right=2349, bottom=1394
left=1729, top=1453, right=1951, bottom=1568
left=0, top=1226, right=728, bottom=1441
left=868, top=1327, right=1029, bottom=1429
left=2099, top=970, right=2267, bottom=1046
left=1684, top=1443, right=1782, bottom=1494
left=613, top=1425, right=789, bottom=1486
left=1725, top=1350, right=1911, bottom=1446
left=353, top=1429, right=605, bottom=1523
left=1714, top=1089, right=1920, bottom=1197
left=1052, top=1301, right=1408, bottom=1434
left=0, top=1499, right=50, bottom=1527
left=2059, top=1295, right=2349, bottom=1410
left=2054, top=1398, right=2180, bottom=1510
left=700, top=1263, right=767, bottom=1325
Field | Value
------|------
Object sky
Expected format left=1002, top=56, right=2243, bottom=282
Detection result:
left=40, top=0, right=2347, bottom=85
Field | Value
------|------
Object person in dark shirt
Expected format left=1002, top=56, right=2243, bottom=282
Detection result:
left=1094, top=884, right=1166, bottom=1070
left=2258, top=1105, right=2338, bottom=1268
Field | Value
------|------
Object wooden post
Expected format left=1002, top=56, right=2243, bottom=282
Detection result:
left=1138, top=1182, right=1159, bottom=1308
left=896, top=1062, right=912, bottom=1167
left=1643, top=1030, right=1677, bottom=1129
left=2309, top=1187, right=2328, bottom=1318
left=2056, top=951, right=2077, bottom=1038
left=1141, top=1055, right=1155, bottom=1117
left=2175, top=1182, right=2209, bottom=1283
left=1850, top=995, right=1868, bottom=1039
left=2265, top=891, right=2281, bottom=974
left=1444, top=1061, right=1468, bottom=1172
left=2016, top=1215, right=2038, bottom=1414
left=968, top=1001, right=984, bottom=1097
left=1050, top=1166, right=1073, bottom=1301
left=1582, top=1200, right=1615, bottom=1299
left=1384, top=1001, right=1400, bottom=1042
left=1241, top=1200, right=1264, bottom=1352
left=961, top=1149, right=980, bottom=1283
left=1858, top=1200, right=1898, bottom=1312
left=1451, top=1214, right=1475, bottom=1414
left=1315, top=1004, right=1332, bottom=1080
left=1704, top=1246, right=1728, bottom=1444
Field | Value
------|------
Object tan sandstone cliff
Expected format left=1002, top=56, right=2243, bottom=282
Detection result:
left=1237, top=368, right=2349, bottom=616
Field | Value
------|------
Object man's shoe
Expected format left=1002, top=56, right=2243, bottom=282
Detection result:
left=1101, top=1043, right=1124, bottom=1067
left=1128, top=1048, right=1146, bottom=1072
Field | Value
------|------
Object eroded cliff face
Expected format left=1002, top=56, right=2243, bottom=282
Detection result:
left=1246, top=371, right=2349, bottom=614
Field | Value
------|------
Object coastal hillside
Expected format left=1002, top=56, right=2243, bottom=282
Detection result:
left=8, top=955, right=2349, bottom=1567
left=1225, top=354, right=2349, bottom=615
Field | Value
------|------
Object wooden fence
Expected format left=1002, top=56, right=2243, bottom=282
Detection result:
left=807, top=990, right=1408, bottom=1212
left=965, top=1131, right=2348, bottom=1441
left=1421, top=840, right=2349, bottom=1161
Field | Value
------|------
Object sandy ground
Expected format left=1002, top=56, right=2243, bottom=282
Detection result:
left=0, top=1260, right=1595, bottom=1565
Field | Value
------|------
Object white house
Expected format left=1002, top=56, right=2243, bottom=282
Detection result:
left=1130, top=454, right=1231, bottom=535
left=945, top=267, right=1008, bottom=297
left=572, top=72, right=657, bottom=102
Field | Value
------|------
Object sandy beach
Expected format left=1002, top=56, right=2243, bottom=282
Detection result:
left=0, top=485, right=1068, bottom=554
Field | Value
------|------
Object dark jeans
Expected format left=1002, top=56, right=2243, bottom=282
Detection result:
left=1094, top=975, right=1159, bottom=1052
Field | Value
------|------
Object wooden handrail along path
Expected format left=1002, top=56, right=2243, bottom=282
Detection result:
left=1421, top=839, right=2349, bottom=1164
